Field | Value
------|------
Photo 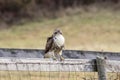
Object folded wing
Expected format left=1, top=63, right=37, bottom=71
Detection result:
left=44, top=36, right=53, bottom=53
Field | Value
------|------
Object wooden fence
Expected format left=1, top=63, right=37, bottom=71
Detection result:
left=0, top=57, right=120, bottom=80
left=0, top=48, right=120, bottom=80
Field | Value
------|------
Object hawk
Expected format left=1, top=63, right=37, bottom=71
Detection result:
left=44, top=29, right=65, bottom=61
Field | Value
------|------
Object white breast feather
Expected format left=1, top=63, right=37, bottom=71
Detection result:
left=53, top=34, right=65, bottom=47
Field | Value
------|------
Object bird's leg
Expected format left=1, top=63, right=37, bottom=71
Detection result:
left=52, top=51, right=57, bottom=60
left=60, top=55, right=64, bottom=61
left=59, top=50, right=64, bottom=61
left=53, top=52, right=60, bottom=61
left=44, top=51, right=57, bottom=60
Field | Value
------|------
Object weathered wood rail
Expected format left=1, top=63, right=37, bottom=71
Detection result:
left=0, top=48, right=120, bottom=60
left=0, top=48, right=120, bottom=80
left=0, top=48, right=120, bottom=72
left=0, top=58, right=120, bottom=72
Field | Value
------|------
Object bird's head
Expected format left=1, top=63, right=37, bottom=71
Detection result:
left=53, top=29, right=62, bottom=35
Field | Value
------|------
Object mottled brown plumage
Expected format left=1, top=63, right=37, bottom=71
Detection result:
left=44, top=29, right=65, bottom=61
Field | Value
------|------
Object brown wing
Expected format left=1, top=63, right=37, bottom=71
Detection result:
left=44, top=36, right=53, bottom=53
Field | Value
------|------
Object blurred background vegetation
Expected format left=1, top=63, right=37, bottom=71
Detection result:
left=0, top=0, right=120, bottom=52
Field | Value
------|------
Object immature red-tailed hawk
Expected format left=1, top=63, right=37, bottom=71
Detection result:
left=44, top=29, right=65, bottom=61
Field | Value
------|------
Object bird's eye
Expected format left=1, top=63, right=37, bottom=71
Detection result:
left=54, top=32, right=57, bottom=34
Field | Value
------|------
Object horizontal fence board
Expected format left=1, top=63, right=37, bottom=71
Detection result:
left=0, top=48, right=120, bottom=60
left=0, top=58, right=95, bottom=72
left=106, top=60, right=120, bottom=72
left=0, top=48, right=120, bottom=73
left=0, top=58, right=120, bottom=72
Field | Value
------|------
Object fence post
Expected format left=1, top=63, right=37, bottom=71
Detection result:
left=96, top=56, right=107, bottom=80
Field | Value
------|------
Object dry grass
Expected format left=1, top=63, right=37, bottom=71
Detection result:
left=0, top=9, right=120, bottom=52
left=0, top=71, right=94, bottom=80
left=0, top=71, right=120, bottom=80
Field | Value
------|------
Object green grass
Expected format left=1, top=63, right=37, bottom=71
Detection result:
left=0, top=9, right=120, bottom=52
